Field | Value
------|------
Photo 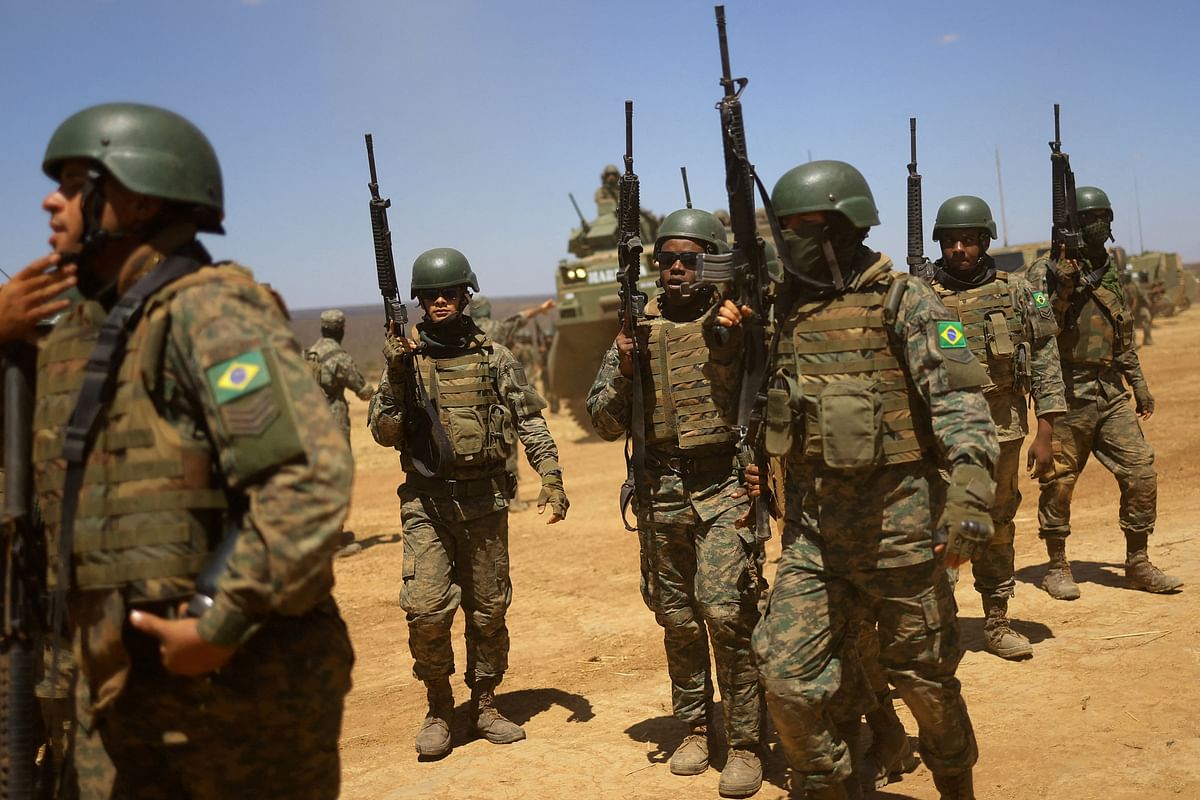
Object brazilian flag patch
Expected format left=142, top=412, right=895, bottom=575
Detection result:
left=937, top=321, right=968, bottom=349
left=1032, top=290, right=1050, bottom=309
left=206, top=349, right=271, bottom=404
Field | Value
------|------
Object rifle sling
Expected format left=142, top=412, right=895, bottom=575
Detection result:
left=53, top=252, right=204, bottom=637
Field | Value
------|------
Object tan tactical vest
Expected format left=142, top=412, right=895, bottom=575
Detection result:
left=1062, top=285, right=1132, bottom=366
left=638, top=316, right=738, bottom=451
left=33, top=272, right=235, bottom=602
left=932, top=273, right=1028, bottom=394
left=770, top=276, right=934, bottom=469
left=417, top=345, right=514, bottom=475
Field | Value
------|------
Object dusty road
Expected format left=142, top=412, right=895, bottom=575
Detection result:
left=334, top=311, right=1200, bottom=800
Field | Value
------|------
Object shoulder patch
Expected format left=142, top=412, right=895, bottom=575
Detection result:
left=936, top=320, right=968, bottom=349
left=1032, top=290, right=1050, bottom=309
left=207, top=349, right=271, bottom=404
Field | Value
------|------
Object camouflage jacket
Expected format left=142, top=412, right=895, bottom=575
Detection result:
left=306, top=336, right=370, bottom=403
left=475, top=313, right=525, bottom=349
left=368, top=332, right=560, bottom=521
left=586, top=296, right=748, bottom=524
left=927, top=263, right=1066, bottom=442
left=32, top=225, right=352, bottom=711
left=1027, top=256, right=1150, bottom=404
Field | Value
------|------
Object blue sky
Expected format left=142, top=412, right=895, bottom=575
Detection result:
left=3, top=0, right=1197, bottom=309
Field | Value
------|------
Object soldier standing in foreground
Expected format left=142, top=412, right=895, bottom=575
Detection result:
left=727, top=161, right=998, bottom=799
left=587, top=209, right=766, bottom=799
left=31, top=102, right=354, bottom=797
left=368, top=248, right=568, bottom=758
left=306, top=309, right=374, bottom=441
left=920, top=196, right=1066, bottom=659
left=1028, top=186, right=1181, bottom=599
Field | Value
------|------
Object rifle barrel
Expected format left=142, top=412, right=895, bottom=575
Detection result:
left=715, top=5, right=733, bottom=91
left=365, top=133, right=379, bottom=187
left=909, top=117, right=917, bottom=165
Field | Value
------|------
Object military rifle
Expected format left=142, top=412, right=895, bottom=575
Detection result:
left=907, top=117, right=928, bottom=280
left=705, top=4, right=776, bottom=539
left=568, top=193, right=591, bottom=235
left=680, top=166, right=693, bottom=209
left=1, top=342, right=44, bottom=799
left=364, top=134, right=454, bottom=478
left=615, top=101, right=649, bottom=533
left=1049, top=103, right=1083, bottom=265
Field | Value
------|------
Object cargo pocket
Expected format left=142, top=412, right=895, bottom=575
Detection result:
left=764, top=373, right=800, bottom=457
left=446, top=408, right=485, bottom=461
left=817, top=381, right=883, bottom=469
left=489, top=404, right=516, bottom=456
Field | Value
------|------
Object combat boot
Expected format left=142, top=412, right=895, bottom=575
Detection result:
left=414, top=678, right=454, bottom=757
left=788, top=776, right=854, bottom=800
left=669, top=723, right=710, bottom=776
left=932, top=769, right=975, bottom=799
left=719, top=747, right=762, bottom=798
left=1040, top=538, right=1080, bottom=600
left=1125, top=549, right=1183, bottom=593
left=471, top=679, right=526, bottom=744
left=862, top=693, right=919, bottom=790
left=982, top=597, right=1033, bottom=660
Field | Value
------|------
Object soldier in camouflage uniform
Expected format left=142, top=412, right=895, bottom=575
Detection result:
left=1120, top=271, right=1154, bottom=346
left=30, top=103, right=355, bottom=798
left=728, top=161, right=998, bottom=799
left=587, top=209, right=766, bottom=798
left=1027, top=186, right=1181, bottom=600
left=919, top=196, right=1066, bottom=660
left=595, top=164, right=621, bottom=214
left=368, top=248, right=569, bottom=758
left=469, top=294, right=556, bottom=512
left=306, top=309, right=373, bottom=441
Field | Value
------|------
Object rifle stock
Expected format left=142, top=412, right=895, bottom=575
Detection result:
left=363, top=134, right=453, bottom=478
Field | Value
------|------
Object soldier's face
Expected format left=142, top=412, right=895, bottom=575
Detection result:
left=42, top=159, right=90, bottom=255
left=656, top=238, right=705, bottom=301
left=939, top=229, right=988, bottom=273
left=418, top=286, right=463, bottom=323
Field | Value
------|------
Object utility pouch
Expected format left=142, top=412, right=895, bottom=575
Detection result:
left=817, top=381, right=883, bottom=470
left=445, top=408, right=485, bottom=459
left=489, top=404, right=516, bottom=452
left=1014, top=341, right=1032, bottom=395
left=764, top=373, right=800, bottom=457
left=984, top=311, right=1015, bottom=358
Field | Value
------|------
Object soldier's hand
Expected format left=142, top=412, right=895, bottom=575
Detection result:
left=936, top=464, right=995, bottom=568
left=615, top=330, right=636, bottom=378
left=0, top=254, right=77, bottom=343
left=716, top=299, right=752, bottom=329
left=1026, top=429, right=1055, bottom=479
left=129, top=608, right=236, bottom=677
left=357, top=384, right=376, bottom=402
left=383, top=333, right=419, bottom=370
left=740, top=463, right=763, bottom=499
left=1054, top=246, right=1081, bottom=286
left=1133, top=384, right=1155, bottom=420
left=537, top=473, right=568, bottom=523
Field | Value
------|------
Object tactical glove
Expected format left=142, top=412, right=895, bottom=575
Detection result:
left=383, top=335, right=412, bottom=372
left=937, top=463, right=995, bottom=562
left=1133, top=383, right=1155, bottom=417
left=537, top=472, right=569, bottom=519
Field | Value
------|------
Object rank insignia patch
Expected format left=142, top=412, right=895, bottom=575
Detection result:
left=937, top=321, right=968, bottom=349
left=207, top=349, right=271, bottom=404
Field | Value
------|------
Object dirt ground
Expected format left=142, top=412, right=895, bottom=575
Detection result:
left=333, top=311, right=1200, bottom=800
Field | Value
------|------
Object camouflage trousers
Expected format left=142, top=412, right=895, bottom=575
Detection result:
left=400, top=497, right=512, bottom=686
left=73, top=599, right=352, bottom=799
left=968, top=438, right=1023, bottom=601
left=1038, top=390, right=1156, bottom=541
left=758, top=522, right=974, bottom=791
left=326, top=397, right=351, bottom=443
left=638, top=503, right=765, bottom=747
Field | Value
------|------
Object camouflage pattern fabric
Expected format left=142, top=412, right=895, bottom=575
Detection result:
left=972, top=438, right=1023, bottom=599
left=755, top=252, right=996, bottom=792
left=306, top=335, right=370, bottom=441
left=586, top=298, right=765, bottom=747
left=369, top=331, right=562, bottom=687
left=474, top=311, right=526, bottom=350
left=73, top=600, right=352, bottom=800
left=32, top=225, right=354, bottom=794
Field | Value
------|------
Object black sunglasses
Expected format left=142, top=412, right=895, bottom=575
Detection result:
left=417, top=287, right=461, bottom=303
left=656, top=252, right=702, bottom=268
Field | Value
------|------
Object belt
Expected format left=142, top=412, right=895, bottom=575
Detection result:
left=404, top=471, right=509, bottom=499
left=646, top=451, right=738, bottom=476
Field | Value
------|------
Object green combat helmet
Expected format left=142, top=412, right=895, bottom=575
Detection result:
left=42, top=102, right=224, bottom=233
left=770, top=160, right=880, bottom=228
left=1076, top=186, right=1113, bottom=216
left=655, top=208, right=730, bottom=255
left=470, top=295, right=493, bottom=319
left=410, top=247, right=480, bottom=297
left=932, top=195, right=998, bottom=241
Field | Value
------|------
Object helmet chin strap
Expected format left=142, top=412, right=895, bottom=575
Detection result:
left=820, top=236, right=846, bottom=291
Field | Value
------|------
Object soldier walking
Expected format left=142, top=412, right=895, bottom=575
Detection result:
left=919, top=196, right=1066, bottom=659
left=1028, top=186, right=1181, bottom=599
left=728, top=161, right=998, bottom=799
left=587, top=209, right=766, bottom=798
left=368, top=248, right=568, bottom=758
left=306, top=309, right=374, bottom=441
left=30, top=102, right=355, bottom=798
